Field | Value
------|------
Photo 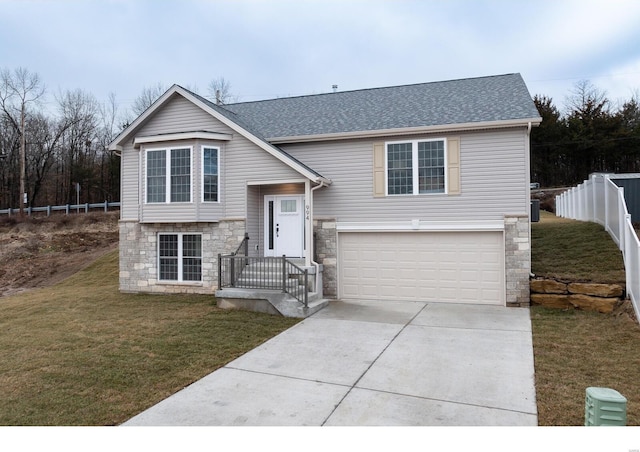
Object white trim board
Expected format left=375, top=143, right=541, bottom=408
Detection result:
left=134, top=131, right=232, bottom=147
left=336, top=220, right=505, bottom=232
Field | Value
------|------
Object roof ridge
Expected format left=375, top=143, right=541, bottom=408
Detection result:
left=226, top=73, right=520, bottom=106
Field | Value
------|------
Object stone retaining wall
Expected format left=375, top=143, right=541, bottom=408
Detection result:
left=530, top=278, right=624, bottom=313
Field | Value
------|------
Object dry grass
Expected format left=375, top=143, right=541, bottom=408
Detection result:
left=531, top=211, right=640, bottom=425
left=0, top=250, right=299, bottom=425
left=531, top=211, right=626, bottom=283
left=2, top=210, right=638, bottom=426
left=531, top=306, right=640, bottom=425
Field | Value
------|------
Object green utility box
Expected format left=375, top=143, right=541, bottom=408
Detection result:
left=585, top=387, right=627, bottom=426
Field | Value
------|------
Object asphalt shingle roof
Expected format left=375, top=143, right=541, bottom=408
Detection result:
left=219, top=73, right=540, bottom=140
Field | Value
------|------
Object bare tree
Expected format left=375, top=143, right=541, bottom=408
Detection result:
left=56, top=89, right=100, bottom=205
left=130, top=82, right=167, bottom=118
left=564, top=80, right=610, bottom=118
left=0, top=113, right=20, bottom=207
left=207, top=77, right=237, bottom=105
left=96, top=92, right=121, bottom=201
left=0, top=67, right=45, bottom=215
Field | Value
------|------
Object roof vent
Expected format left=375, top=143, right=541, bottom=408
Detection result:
left=332, top=85, right=338, bottom=93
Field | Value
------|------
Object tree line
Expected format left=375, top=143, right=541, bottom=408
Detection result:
left=0, top=68, right=233, bottom=211
left=1, top=68, right=639, bottom=211
left=531, top=80, right=640, bottom=188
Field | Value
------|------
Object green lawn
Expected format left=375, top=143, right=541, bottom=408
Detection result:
left=0, top=250, right=299, bottom=425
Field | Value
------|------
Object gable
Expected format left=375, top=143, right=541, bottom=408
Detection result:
left=137, top=94, right=230, bottom=137
left=110, top=87, right=328, bottom=183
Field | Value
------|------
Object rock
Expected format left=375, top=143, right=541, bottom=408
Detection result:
left=530, top=293, right=573, bottom=309
left=568, top=294, right=618, bottom=314
left=530, top=279, right=568, bottom=294
left=567, top=282, right=623, bottom=298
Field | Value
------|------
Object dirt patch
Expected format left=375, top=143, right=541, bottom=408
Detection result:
left=0, top=212, right=119, bottom=298
left=612, top=298, right=638, bottom=323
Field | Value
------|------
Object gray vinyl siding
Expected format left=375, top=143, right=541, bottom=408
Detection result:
left=120, top=145, right=139, bottom=220
left=123, top=94, right=304, bottom=223
left=137, top=94, right=229, bottom=136
left=223, top=138, right=302, bottom=219
left=281, top=128, right=529, bottom=223
left=254, top=184, right=306, bottom=256
left=246, top=186, right=260, bottom=257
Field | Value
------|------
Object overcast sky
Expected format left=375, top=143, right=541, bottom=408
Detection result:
left=1, top=0, right=640, bottom=118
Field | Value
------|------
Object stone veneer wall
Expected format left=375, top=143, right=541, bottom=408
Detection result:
left=314, top=218, right=337, bottom=298
left=119, top=219, right=246, bottom=294
left=504, top=214, right=531, bottom=307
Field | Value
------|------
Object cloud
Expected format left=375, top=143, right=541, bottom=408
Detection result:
left=1, top=0, right=639, bottom=116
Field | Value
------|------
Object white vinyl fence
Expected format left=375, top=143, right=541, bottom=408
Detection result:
left=556, top=173, right=640, bottom=320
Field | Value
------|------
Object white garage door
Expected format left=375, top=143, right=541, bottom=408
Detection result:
left=339, top=231, right=504, bottom=305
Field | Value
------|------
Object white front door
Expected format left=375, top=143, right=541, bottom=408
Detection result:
left=264, top=195, right=305, bottom=257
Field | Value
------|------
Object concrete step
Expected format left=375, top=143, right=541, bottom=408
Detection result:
left=215, top=287, right=329, bottom=318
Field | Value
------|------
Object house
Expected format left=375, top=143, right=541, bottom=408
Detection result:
left=109, top=73, right=542, bottom=317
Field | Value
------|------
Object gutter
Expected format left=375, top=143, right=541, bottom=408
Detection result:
left=269, top=117, right=543, bottom=144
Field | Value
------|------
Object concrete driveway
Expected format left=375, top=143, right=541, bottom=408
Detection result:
left=123, top=300, right=537, bottom=426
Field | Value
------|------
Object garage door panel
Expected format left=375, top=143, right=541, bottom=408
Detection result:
left=338, top=232, right=504, bottom=305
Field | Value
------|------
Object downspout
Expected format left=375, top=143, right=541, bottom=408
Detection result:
left=526, top=121, right=534, bottom=277
left=310, top=180, right=327, bottom=294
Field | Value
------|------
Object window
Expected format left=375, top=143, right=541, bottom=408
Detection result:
left=387, top=139, right=446, bottom=195
left=387, top=143, right=413, bottom=195
left=171, top=148, right=191, bottom=202
left=280, top=199, right=297, bottom=213
left=158, top=233, right=202, bottom=282
left=146, top=150, right=166, bottom=203
left=418, top=140, right=445, bottom=194
left=146, top=147, right=192, bottom=203
left=202, top=147, right=219, bottom=202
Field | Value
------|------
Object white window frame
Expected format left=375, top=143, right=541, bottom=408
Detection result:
left=145, top=146, right=193, bottom=204
left=385, top=138, right=447, bottom=196
left=201, top=146, right=220, bottom=203
left=157, top=232, right=202, bottom=282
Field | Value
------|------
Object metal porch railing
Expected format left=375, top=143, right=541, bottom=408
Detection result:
left=218, top=235, right=309, bottom=307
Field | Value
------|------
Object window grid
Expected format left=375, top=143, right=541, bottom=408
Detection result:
left=147, top=150, right=166, bottom=203
left=418, top=141, right=445, bottom=194
left=182, top=234, right=202, bottom=281
left=170, top=148, right=191, bottom=202
left=386, top=140, right=446, bottom=195
left=202, top=147, right=219, bottom=202
left=159, top=235, right=178, bottom=280
left=158, top=233, right=202, bottom=282
left=145, top=147, right=192, bottom=204
left=387, top=142, right=414, bottom=195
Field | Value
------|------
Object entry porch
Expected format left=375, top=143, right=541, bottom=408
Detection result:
left=215, top=180, right=332, bottom=318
